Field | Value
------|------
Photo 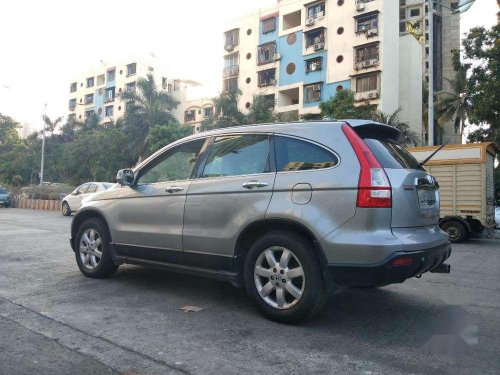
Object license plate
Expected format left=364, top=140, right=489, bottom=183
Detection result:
left=417, top=189, right=438, bottom=209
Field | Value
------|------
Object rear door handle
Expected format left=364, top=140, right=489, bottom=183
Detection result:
left=165, top=186, right=184, bottom=193
left=242, top=181, right=269, bottom=189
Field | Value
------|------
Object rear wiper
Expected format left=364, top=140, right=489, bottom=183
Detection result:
left=417, top=140, right=451, bottom=168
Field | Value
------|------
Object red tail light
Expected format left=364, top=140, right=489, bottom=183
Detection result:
left=341, top=123, right=392, bottom=208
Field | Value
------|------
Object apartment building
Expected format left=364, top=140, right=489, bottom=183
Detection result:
left=222, top=0, right=425, bottom=140
left=399, top=0, right=461, bottom=143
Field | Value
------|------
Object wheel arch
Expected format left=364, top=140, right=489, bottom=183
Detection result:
left=234, top=218, right=329, bottom=279
left=71, top=208, right=112, bottom=251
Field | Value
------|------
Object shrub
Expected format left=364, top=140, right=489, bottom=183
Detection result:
left=21, top=183, right=75, bottom=200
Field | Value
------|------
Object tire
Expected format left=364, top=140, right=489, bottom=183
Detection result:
left=243, top=231, right=327, bottom=323
left=62, top=201, right=71, bottom=216
left=441, top=220, right=468, bottom=243
left=75, top=218, right=118, bottom=278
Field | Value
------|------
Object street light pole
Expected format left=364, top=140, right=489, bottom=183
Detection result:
left=40, top=103, right=47, bottom=185
left=428, top=0, right=434, bottom=146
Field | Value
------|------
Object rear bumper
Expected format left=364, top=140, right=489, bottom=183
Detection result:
left=327, top=242, right=451, bottom=286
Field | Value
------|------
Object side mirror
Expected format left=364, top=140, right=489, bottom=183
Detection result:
left=116, top=169, right=135, bottom=186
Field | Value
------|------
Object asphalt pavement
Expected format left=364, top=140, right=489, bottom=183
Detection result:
left=0, top=208, right=499, bottom=375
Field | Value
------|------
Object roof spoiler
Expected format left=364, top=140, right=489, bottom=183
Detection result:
left=340, top=119, right=405, bottom=143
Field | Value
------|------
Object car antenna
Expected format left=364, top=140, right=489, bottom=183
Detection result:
left=417, top=140, right=451, bottom=168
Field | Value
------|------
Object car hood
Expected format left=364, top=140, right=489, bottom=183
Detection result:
left=81, top=185, right=120, bottom=203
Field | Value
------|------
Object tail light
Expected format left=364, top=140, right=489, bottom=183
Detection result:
left=341, top=123, right=392, bottom=208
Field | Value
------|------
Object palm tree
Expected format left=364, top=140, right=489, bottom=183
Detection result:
left=435, top=67, right=471, bottom=137
left=372, top=108, right=420, bottom=146
left=42, top=115, right=63, bottom=137
left=201, top=89, right=245, bottom=131
left=120, top=74, right=179, bottom=160
left=247, top=94, right=277, bottom=124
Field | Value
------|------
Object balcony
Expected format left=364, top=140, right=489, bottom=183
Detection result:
left=223, top=65, right=239, bottom=79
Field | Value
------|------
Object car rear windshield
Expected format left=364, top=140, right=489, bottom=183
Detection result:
left=0, top=188, right=8, bottom=194
left=355, top=127, right=422, bottom=170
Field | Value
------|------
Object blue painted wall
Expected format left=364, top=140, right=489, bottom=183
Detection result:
left=259, top=17, right=279, bottom=45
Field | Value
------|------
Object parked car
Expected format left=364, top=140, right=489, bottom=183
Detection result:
left=0, top=187, right=12, bottom=207
left=62, top=182, right=114, bottom=216
left=495, top=207, right=500, bottom=229
left=69, top=120, right=451, bottom=322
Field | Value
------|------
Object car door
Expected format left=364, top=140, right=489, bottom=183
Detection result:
left=69, top=183, right=89, bottom=210
left=110, top=139, right=206, bottom=264
left=183, top=134, right=275, bottom=271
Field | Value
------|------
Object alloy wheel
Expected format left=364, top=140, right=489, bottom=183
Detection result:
left=254, top=246, right=305, bottom=309
left=79, top=228, right=103, bottom=269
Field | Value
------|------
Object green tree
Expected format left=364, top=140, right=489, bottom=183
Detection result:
left=121, top=73, right=180, bottom=161
left=0, top=113, right=20, bottom=145
left=247, top=94, right=276, bottom=124
left=146, top=123, right=192, bottom=155
left=201, top=89, right=246, bottom=131
left=372, top=108, right=420, bottom=146
left=319, top=89, right=373, bottom=119
left=42, top=115, right=64, bottom=137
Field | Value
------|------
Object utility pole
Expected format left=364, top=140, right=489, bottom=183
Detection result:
left=428, top=0, right=434, bottom=146
left=40, top=103, right=47, bottom=185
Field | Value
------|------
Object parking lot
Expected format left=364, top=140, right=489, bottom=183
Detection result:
left=0, top=208, right=499, bottom=375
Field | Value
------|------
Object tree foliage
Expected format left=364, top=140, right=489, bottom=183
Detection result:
left=319, top=89, right=372, bottom=119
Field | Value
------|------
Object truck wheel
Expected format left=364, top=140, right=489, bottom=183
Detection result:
left=243, top=231, right=327, bottom=323
left=441, top=220, right=468, bottom=243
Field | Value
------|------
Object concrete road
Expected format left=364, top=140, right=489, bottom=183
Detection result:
left=0, top=209, right=499, bottom=375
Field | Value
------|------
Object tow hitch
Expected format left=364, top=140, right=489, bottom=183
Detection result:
left=430, top=263, right=451, bottom=274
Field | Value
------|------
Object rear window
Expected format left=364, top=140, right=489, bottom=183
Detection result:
left=354, top=127, right=422, bottom=170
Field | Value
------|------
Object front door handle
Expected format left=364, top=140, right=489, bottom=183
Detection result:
left=242, top=181, right=269, bottom=189
left=165, top=186, right=184, bottom=193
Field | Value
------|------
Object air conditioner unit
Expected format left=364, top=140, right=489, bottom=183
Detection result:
left=356, top=3, right=365, bottom=12
left=313, top=84, right=321, bottom=92
left=314, top=42, right=325, bottom=51
left=362, top=60, right=371, bottom=68
left=224, top=44, right=234, bottom=52
left=316, top=11, right=325, bottom=20
left=367, top=28, right=378, bottom=36
left=273, top=53, right=281, bottom=61
left=306, top=18, right=315, bottom=26
left=367, top=90, right=379, bottom=99
left=270, top=79, right=278, bottom=85
left=310, top=62, right=317, bottom=71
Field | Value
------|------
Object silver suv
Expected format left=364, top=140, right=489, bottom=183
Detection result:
left=70, top=120, right=451, bottom=322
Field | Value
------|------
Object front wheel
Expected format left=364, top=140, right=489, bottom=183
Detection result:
left=62, top=201, right=71, bottom=216
left=75, top=218, right=118, bottom=278
left=244, top=231, right=327, bottom=323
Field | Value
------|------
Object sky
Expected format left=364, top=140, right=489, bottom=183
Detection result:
left=0, top=0, right=497, bottom=132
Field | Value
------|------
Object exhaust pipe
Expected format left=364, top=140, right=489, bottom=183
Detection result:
left=430, top=263, right=451, bottom=274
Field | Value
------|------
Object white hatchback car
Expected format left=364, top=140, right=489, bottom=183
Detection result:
left=62, top=182, right=114, bottom=216
left=495, top=207, right=500, bottom=229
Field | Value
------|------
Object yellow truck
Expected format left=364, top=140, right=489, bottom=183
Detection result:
left=408, top=143, right=498, bottom=242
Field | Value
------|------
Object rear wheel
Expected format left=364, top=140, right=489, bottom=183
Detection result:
left=75, top=218, right=118, bottom=278
left=62, top=201, right=71, bottom=216
left=244, top=231, right=327, bottom=323
left=441, top=220, right=468, bottom=243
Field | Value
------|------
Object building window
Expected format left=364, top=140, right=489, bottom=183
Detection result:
left=107, top=69, right=115, bottom=82
left=261, top=17, right=276, bottom=34
left=257, top=42, right=277, bottom=65
left=304, top=83, right=322, bottom=103
left=105, top=105, right=113, bottom=117
left=224, top=29, right=239, bottom=51
left=258, top=68, right=276, bottom=87
left=399, top=22, right=406, bottom=32
left=283, top=10, right=301, bottom=30
left=125, top=82, right=136, bottom=92
left=84, top=93, right=94, bottom=104
left=305, top=28, right=325, bottom=48
left=355, top=73, right=378, bottom=93
left=97, top=74, right=105, bottom=86
left=126, top=63, right=137, bottom=76
left=223, top=54, right=239, bottom=78
left=355, top=12, right=378, bottom=33
left=354, top=43, right=379, bottom=68
left=69, top=98, right=76, bottom=110
left=185, top=109, right=196, bottom=122
left=307, top=2, right=325, bottom=19
left=203, top=107, right=214, bottom=117
left=84, top=110, right=94, bottom=119
left=399, top=9, right=406, bottom=20
left=174, top=80, right=181, bottom=91
left=105, top=87, right=115, bottom=102
left=400, top=0, right=406, bottom=5
left=162, top=77, right=168, bottom=89
left=86, top=77, right=94, bottom=88
left=223, top=78, right=238, bottom=92
left=306, top=57, right=323, bottom=72
left=409, top=8, right=420, bottom=17
left=70, top=82, right=77, bottom=93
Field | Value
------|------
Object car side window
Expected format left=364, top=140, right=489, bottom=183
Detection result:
left=274, top=136, right=339, bottom=171
left=77, top=184, right=89, bottom=194
left=201, top=135, right=270, bottom=178
left=87, top=184, right=98, bottom=193
left=137, top=139, right=205, bottom=184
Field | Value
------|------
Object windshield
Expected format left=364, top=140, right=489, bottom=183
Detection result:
left=0, top=188, right=8, bottom=194
left=102, top=183, right=114, bottom=190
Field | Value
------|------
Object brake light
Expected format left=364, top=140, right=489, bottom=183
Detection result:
left=392, top=258, right=414, bottom=266
left=341, top=123, right=392, bottom=208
